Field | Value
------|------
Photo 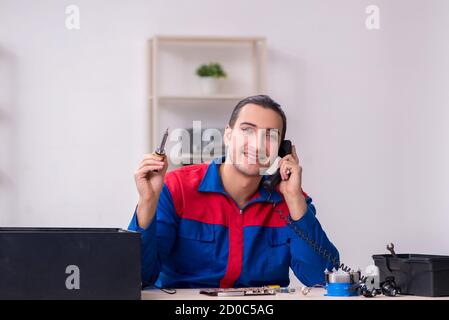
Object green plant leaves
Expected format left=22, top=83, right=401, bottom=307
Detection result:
left=196, top=63, right=227, bottom=78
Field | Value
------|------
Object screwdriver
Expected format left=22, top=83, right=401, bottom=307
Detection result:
left=152, top=128, right=169, bottom=172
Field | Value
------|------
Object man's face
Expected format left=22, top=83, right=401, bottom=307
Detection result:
left=224, top=103, right=283, bottom=176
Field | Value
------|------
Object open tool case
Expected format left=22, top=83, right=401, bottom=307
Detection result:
left=373, top=254, right=449, bottom=297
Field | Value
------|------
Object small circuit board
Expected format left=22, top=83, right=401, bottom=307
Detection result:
left=199, top=287, right=277, bottom=296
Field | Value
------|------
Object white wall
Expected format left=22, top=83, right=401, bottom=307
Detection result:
left=1, top=0, right=448, bottom=287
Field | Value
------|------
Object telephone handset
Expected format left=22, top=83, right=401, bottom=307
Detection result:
left=262, top=140, right=292, bottom=192
left=262, top=139, right=353, bottom=275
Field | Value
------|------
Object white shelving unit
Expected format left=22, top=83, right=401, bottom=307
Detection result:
left=148, top=35, right=267, bottom=152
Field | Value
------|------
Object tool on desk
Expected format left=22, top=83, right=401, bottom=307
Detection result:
left=148, top=284, right=177, bottom=294
left=152, top=127, right=169, bottom=172
left=324, top=269, right=363, bottom=297
left=298, top=285, right=325, bottom=296
left=267, top=285, right=296, bottom=294
left=300, top=286, right=312, bottom=296
left=199, top=287, right=276, bottom=297
left=386, top=243, right=397, bottom=257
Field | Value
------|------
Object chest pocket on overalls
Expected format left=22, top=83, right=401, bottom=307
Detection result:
left=175, top=219, right=216, bottom=274
left=267, top=227, right=291, bottom=275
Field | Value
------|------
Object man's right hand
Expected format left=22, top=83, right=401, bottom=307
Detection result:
left=133, top=153, right=169, bottom=229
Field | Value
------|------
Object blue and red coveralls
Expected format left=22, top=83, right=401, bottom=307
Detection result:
left=128, top=157, right=339, bottom=288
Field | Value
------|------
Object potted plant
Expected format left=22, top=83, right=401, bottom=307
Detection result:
left=196, top=62, right=227, bottom=95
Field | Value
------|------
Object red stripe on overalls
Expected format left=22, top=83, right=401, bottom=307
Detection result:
left=219, top=204, right=244, bottom=288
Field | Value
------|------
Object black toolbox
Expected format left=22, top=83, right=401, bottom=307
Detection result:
left=373, top=254, right=449, bottom=297
left=0, top=228, right=141, bottom=300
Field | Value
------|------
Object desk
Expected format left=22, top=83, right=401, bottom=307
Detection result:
left=141, top=287, right=449, bottom=300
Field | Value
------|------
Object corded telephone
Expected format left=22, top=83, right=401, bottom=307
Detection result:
left=262, top=139, right=399, bottom=297
left=262, top=139, right=346, bottom=272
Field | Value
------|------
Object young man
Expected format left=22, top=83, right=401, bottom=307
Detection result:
left=128, top=95, right=339, bottom=289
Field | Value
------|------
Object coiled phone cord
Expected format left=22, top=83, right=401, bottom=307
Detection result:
left=274, top=204, right=355, bottom=274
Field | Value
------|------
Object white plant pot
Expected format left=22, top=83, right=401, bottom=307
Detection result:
left=199, top=77, right=220, bottom=95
